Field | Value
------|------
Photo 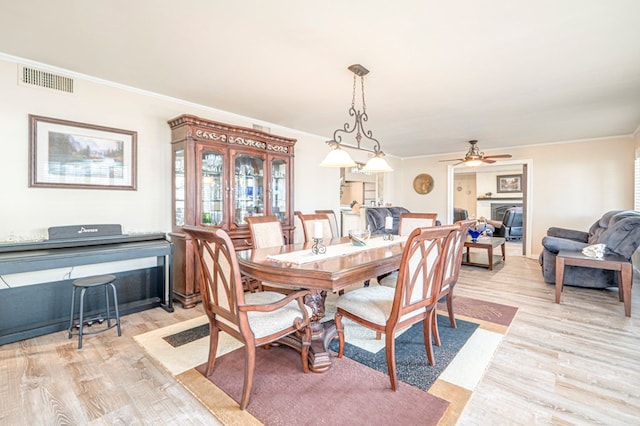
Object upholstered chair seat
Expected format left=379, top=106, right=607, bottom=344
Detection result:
left=336, top=285, right=427, bottom=325
left=244, top=291, right=313, bottom=338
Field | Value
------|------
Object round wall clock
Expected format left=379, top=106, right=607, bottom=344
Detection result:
left=413, top=173, right=434, bottom=194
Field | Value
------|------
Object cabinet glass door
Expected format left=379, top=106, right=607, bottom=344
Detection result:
left=174, top=149, right=185, bottom=227
left=201, top=151, right=224, bottom=226
left=234, top=154, right=265, bottom=225
left=271, top=158, right=288, bottom=223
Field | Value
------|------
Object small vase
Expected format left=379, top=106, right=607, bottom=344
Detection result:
left=468, top=222, right=486, bottom=242
left=468, top=229, right=482, bottom=242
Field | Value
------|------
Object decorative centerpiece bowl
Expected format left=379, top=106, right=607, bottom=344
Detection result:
left=467, top=222, right=486, bottom=242
left=349, top=229, right=371, bottom=246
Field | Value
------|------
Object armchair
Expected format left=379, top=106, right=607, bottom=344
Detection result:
left=502, top=207, right=523, bottom=240
left=539, top=210, right=640, bottom=288
left=453, top=208, right=469, bottom=222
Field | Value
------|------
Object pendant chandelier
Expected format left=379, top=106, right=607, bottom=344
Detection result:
left=320, top=64, right=393, bottom=173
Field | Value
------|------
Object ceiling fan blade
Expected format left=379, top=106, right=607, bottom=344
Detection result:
left=439, top=158, right=465, bottom=162
left=481, top=158, right=496, bottom=164
left=483, top=154, right=512, bottom=159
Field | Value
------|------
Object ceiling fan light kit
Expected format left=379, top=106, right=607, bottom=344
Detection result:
left=320, top=64, right=393, bottom=173
left=440, top=140, right=512, bottom=166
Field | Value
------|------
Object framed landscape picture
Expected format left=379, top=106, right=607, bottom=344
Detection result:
left=496, top=174, right=522, bottom=193
left=29, top=115, right=137, bottom=190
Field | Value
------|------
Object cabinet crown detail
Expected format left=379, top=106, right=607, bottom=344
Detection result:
left=169, top=114, right=295, bottom=154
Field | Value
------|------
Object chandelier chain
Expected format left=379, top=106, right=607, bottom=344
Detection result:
left=350, top=74, right=368, bottom=113
left=351, top=74, right=357, bottom=109
left=361, top=76, right=366, bottom=113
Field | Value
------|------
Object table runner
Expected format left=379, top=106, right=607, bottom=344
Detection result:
left=266, top=235, right=407, bottom=265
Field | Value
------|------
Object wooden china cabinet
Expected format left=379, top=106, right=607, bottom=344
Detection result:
left=169, top=114, right=296, bottom=308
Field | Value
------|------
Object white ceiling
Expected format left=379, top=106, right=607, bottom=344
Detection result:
left=2, top=0, right=640, bottom=158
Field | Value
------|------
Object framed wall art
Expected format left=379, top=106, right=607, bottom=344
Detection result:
left=29, top=115, right=137, bottom=190
left=496, top=174, right=522, bottom=193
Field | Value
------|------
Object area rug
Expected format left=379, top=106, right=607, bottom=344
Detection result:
left=198, top=345, right=450, bottom=425
left=134, top=295, right=518, bottom=425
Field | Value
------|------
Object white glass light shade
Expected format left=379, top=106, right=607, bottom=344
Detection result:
left=320, top=147, right=357, bottom=168
left=362, top=155, right=393, bottom=173
left=464, top=159, right=483, bottom=167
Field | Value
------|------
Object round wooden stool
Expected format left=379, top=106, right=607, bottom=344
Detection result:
left=68, top=274, right=121, bottom=349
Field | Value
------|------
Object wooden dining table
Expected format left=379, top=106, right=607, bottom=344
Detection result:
left=236, top=236, right=407, bottom=372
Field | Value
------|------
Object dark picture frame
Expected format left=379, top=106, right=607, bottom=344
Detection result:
left=29, top=115, right=137, bottom=190
left=496, top=174, right=522, bottom=193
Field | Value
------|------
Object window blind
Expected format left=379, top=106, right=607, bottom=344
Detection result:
left=635, top=155, right=640, bottom=211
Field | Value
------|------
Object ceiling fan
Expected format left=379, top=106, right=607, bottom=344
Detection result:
left=439, top=140, right=512, bottom=166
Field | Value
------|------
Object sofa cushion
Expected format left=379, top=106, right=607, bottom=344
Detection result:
left=542, top=235, right=589, bottom=253
left=547, top=227, right=589, bottom=242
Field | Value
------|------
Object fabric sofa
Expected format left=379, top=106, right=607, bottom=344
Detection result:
left=539, top=210, right=640, bottom=288
left=366, top=207, right=410, bottom=235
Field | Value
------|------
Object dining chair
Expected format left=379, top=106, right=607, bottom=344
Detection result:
left=315, top=209, right=340, bottom=237
left=297, top=213, right=335, bottom=242
left=293, top=211, right=305, bottom=244
left=245, top=215, right=298, bottom=293
left=377, top=212, right=439, bottom=287
left=335, top=225, right=458, bottom=391
left=437, top=219, right=476, bottom=329
left=182, top=225, right=312, bottom=410
left=299, top=212, right=354, bottom=295
left=246, top=215, right=286, bottom=248
left=398, top=212, right=438, bottom=236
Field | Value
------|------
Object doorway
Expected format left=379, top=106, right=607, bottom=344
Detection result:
left=447, top=159, right=532, bottom=258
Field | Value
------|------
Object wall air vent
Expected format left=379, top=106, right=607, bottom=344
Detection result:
left=252, top=124, right=271, bottom=134
left=19, top=66, right=74, bottom=94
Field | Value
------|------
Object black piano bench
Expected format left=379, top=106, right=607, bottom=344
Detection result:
left=68, top=274, right=121, bottom=349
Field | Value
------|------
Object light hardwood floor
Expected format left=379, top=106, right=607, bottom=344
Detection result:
left=1, top=242, right=638, bottom=425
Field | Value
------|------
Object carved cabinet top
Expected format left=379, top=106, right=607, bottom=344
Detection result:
left=168, top=114, right=296, bottom=154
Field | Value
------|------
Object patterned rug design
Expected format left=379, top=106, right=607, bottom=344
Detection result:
left=329, top=316, right=478, bottom=391
left=134, top=295, right=518, bottom=425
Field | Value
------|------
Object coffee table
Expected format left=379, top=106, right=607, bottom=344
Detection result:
left=462, top=236, right=506, bottom=270
left=555, top=250, right=632, bottom=317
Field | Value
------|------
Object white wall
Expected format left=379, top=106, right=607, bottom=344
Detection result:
left=398, top=137, right=635, bottom=256
left=0, top=56, right=335, bottom=241
left=453, top=173, right=477, bottom=217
